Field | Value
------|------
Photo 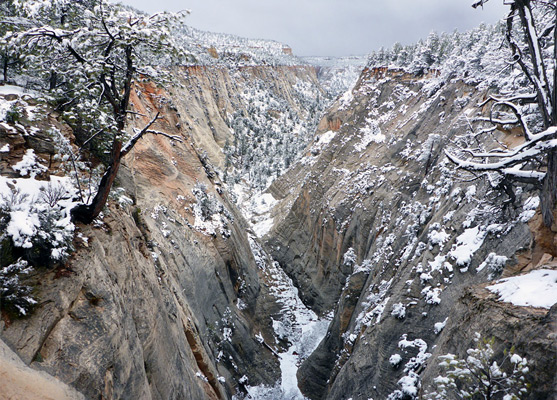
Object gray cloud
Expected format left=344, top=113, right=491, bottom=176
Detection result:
left=117, top=0, right=508, bottom=56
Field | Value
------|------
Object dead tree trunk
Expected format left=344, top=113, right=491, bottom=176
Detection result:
left=512, top=0, right=557, bottom=227
left=70, top=112, right=168, bottom=224
left=2, top=54, right=7, bottom=83
left=544, top=3, right=557, bottom=227
left=542, top=150, right=557, bottom=226
left=49, top=71, right=57, bottom=91
left=71, top=140, right=122, bottom=224
left=71, top=42, right=132, bottom=225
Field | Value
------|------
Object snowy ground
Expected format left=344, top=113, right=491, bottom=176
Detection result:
left=0, top=85, right=28, bottom=96
left=232, top=183, right=278, bottom=238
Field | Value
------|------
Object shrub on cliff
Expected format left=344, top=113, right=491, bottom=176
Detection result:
left=0, top=176, right=78, bottom=316
left=425, top=334, right=529, bottom=400
left=0, top=258, right=35, bottom=317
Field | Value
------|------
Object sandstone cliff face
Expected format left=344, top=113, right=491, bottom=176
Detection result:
left=266, top=68, right=556, bottom=399
left=0, top=64, right=329, bottom=399
left=0, top=338, right=85, bottom=400
left=166, top=65, right=324, bottom=171
left=1, top=120, right=271, bottom=400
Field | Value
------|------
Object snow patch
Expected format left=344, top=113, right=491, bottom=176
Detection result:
left=12, top=150, right=48, bottom=178
left=343, top=247, right=357, bottom=266
left=311, top=130, right=336, bottom=153
left=428, top=226, right=450, bottom=247
left=390, top=354, right=402, bottom=367
left=0, top=85, right=27, bottom=96
left=449, top=226, right=486, bottom=267
left=355, top=118, right=385, bottom=151
left=422, top=286, right=442, bottom=305
left=191, top=183, right=232, bottom=238
left=388, top=335, right=431, bottom=399
left=476, top=252, right=508, bottom=277
left=253, top=217, right=274, bottom=238
left=235, top=188, right=278, bottom=238
left=353, top=279, right=393, bottom=332
left=338, top=89, right=354, bottom=110
left=519, top=196, right=539, bottom=222
left=353, top=259, right=373, bottom=275
left=487, top=269, right=557, bottom=309
left=434, top=318, right=448, bottom=334
left=391, top=303, right=406, bottom=319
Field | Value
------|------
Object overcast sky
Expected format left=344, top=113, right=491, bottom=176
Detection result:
left=118, top=0, right=509, bottom=57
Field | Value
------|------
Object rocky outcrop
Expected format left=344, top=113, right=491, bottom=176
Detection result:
left=420, top=281, right=557, bottom=400
left=0, top=338, right=85, bottom=400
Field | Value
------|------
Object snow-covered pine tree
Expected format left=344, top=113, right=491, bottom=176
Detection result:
left=0, top=0, right=28, bottom=83
left=0, top=259, right=35, bottom=317
left=2, top=0, right=188, bottom=223
left=425, top=334, right=529, bottom=400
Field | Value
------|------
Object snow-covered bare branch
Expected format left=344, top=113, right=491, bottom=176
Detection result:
left=445, top=0, right=557, bottom=226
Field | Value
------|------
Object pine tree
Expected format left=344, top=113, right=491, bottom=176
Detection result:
left=2, top=0, right=188, bottom=223
left=426, top=334, right=529, bottom=400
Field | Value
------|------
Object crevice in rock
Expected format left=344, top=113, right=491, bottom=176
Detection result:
left=30, top=286, right=84, bottom=364
left=183, top=321, right=224, bottom=400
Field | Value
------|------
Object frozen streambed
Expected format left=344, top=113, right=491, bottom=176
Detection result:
left=232, top=185, right=332, bottom=399
left=272, top=281, right=331, bottom=400
left=240, top=237, right=332, bottom=400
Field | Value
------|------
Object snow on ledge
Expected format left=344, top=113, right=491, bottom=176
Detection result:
left=487, top=269, right=557, bottom=309
left=0, top=85, right=27, bottom=96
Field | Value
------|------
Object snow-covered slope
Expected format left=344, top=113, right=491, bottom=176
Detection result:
left=176, top=25, right=301, bottom=66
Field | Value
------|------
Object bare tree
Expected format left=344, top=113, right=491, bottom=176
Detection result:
left=448, top=0, right=557, bottom=226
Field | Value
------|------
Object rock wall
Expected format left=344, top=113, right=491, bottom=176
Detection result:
left=266, top=68, right=557, bottom=399
left=166, top=65, right=323, bottom=170
left=0, top=64, right=326, bottom=399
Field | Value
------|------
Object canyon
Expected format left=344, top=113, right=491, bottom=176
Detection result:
left=1, top=24, right=556, bottom=400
